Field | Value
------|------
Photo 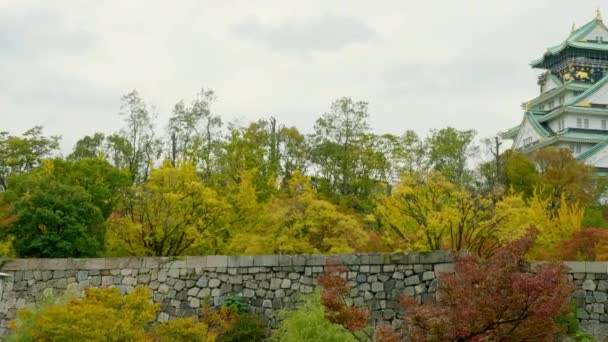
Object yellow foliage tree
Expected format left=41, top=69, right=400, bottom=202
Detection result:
left=500, top=191, right=584, bottom=260
left=375, top=171, right=571, bottom=257
left=9, top=287, right=158, bottom=342
left=106, top=162, right=229, bottom=256
left=229, top=172, right=369, bottom=254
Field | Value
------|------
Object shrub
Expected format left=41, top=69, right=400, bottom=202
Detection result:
left=151, top=317, right=215, bottom=342
left=399, top=228, right=575, bottom=341
left=272, top=292, right=355, bottom=342
left=219, top=313, right=264, bottom=342
left=200, top=303, right=264, bottom=342
left=7, top=287, right=215, bottom=342
left=8, top=287, right=158, bottom=342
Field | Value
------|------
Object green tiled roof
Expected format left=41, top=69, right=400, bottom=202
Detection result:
left=560, top=128, right=608, bottom=141
left=527, top=112, right=551, bottom=138
left=531, top=16, right=608, bottom=67
left=500, top=125, right=520, bottom=139
left=577, top=138, right=608, bottom=160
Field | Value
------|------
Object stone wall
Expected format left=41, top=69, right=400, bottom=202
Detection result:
left=0, top=254, right=606, bottom=338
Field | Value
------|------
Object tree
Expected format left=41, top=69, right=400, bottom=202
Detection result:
left=425, top=127, right=478, bottom=186
left=317, top=261, right=370, bottom=341
left=7, top=158, right=130, bottom=220
left=106, top=163, right=229, bottom=256
left=400, top=228, right=574, bottom=341
left=118, top=90, right=163, bottom=183
left=0, top=126, right=59, bottom=191
left=500, top=150, right=538, bottom=198
left=534, top=147, right=593, bottom=208
left=167, top=88, right=222, bottom=181
left=376, top=171, right=524, bottom=256
left=68, top=132, right=106, bottom=160
left=228, top=172, right=369, bottom=254
left=310, top=97, right=371, bottom=197
left=6, top=182, right=105, bottom=257
left=557, top=228, right=608, bottom=261
left=310, top=98, right=397, bottom=210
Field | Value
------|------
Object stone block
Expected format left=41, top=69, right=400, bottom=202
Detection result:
left=419, top=251, right=447, bottom=264
left=208, top=279, right=221, bottom=288
left=405, top=275, right=420, bottom=286
left=281, top=279, right=291, bottom=289
left=305, top=255, right=326, bottom=266
left=371, top=282, right=384, bottom=292
left=434, top=263, right=455, bottom=274
left=565, top=261, right=586, bottom=273
left=587, top=262, right=608, bottom=274
left=206, top=256, right=228, bottom=268
left=253, top=255, right=279, bottom=267
left=584, top=279, right=597, bottom=291
left=422, top=271, right=435, bottom=281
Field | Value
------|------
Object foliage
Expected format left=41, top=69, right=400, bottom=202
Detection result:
left=0, top=126, right=59, bottom=191
left=503, top=192, right=585, bottom=260
left=425, top=127, right=478, bottom=186
left=557, top=228, right=608, bottom=261
left=106, top=162, right=229, bottom=256
left=8, top=158, right=130, bottom=219
left=151, top=317, right=216, bottom=342
left=318, top=260, right=371, bottom=341
left=218, top=313, right=265, bottom=342
left=376, top=171, right=523, bottom=256
left=7, top=181, right=105, bottom=257
left=118, top=90, right=163, bottom=183
left=534, top=147, right=594, bottom=208
left=167, top=88, right=222, bottom=182
left=229, top=172, right=370, bottom=254
left=399, top=228, right=574, bottom=341
left=8, top=287, right=159, bottom=342
left=222, top=295, right=249, bottom=314
left=272, top=292, right=356, bottom=342
left=200, top=304, right=264, bottom=342
left=500, top=150, right=538, bottom=198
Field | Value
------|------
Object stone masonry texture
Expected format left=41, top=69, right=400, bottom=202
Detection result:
left=0, top=253, right=605, bottom=339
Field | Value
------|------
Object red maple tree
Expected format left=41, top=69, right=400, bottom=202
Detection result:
left=401, top=228, right=574, bottom=341
left=318, top=259, right=371, bottom=341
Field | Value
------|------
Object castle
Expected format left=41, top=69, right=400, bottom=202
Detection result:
left=502, top=11, right=608, bottom=171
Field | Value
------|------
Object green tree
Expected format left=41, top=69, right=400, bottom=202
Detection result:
left=7, top=158, right=130, bottom=220
left=425, top=127, right=478, bottom=186
left=118, top=90, right=163, bottom=183
left=68, top=132, right=107, bottom=160
left=0, top=126, right=59, bottom=191
left=167, top=88, right=222, bottom=181
left=501, top=149, right=538, bottom=197
left=7, top=182, right=105, bottom=257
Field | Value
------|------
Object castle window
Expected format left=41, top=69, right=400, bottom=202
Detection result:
left=577, top=118, right=583, bottom=128
left=584, top=118, right=590, bottom=128
left=602, top=120, right=607, bottom=130
left=523, top=137, right=532, bottom=146
left=576, top=144, right=582, bottom=153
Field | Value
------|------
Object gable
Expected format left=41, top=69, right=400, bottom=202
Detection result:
left=580, top=23, right=608, bottom=42
left=513, top=118, right=545, bottom=150
left=542, top=75, right=562, bottom=94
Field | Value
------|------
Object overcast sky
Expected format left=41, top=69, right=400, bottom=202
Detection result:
left=1, top=1, right=604, bottom=153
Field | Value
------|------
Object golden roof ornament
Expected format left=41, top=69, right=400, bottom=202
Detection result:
left=572, top=21, right=576, bottom=32
left=597, top=8, right=602, bottom=21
